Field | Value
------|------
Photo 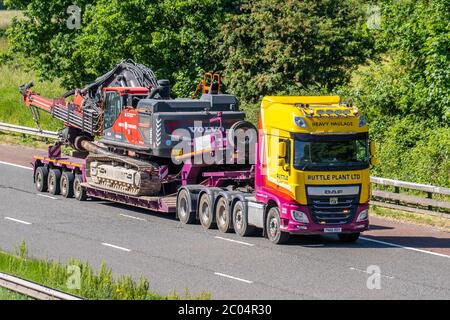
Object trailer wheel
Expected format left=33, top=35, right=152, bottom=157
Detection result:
left=74, top=174, right=87, bottom=201
left=266, top=207, right=289, bottom=244
left=35, top=166, right=49, bottom=192
left=177, top=189, right=195, bottom=224
left=338, top=233, right=360, bottom=243
left=233, top=200, right=255, bottom=237
left=198, top=193, right=215, bottom=229
left=60, top=171, right=74, bottom=198
left=215, top=197, right=232, bottom=233
left=48, top=169, right=61, bottom=195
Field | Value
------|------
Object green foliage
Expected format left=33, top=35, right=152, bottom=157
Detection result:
left=0, top=242, right=211, bottom=300
left=371, top=116, right=450, bottom=187
left=219, top=0, right=374, bottom=104
left=346, top=0, right=450, bottom=122
left=5, top=0, right=235, bottom=97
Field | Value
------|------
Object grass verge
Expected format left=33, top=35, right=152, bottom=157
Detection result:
left=0, top=287, right=31, bottom=300
left=1, top=11, right=64, bottom=131
left=0, top=241, right=210, bottom=300
left=370, top=205, right=449, bottom=231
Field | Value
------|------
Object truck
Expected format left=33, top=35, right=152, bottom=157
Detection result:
left=20, top=61, right=376, bottom=244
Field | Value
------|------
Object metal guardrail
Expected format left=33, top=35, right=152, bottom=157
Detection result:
left=0, top=272, right=82, bottom=300
left=371, top=177, right=450, bottom=217
left=0, top=121, right=58, bottom=139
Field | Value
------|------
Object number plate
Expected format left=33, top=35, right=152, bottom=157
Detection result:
left=324, top=227, right=342, bottom=233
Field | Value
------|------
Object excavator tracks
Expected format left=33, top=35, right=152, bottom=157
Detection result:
left=85, top=154, right=162, bottom=196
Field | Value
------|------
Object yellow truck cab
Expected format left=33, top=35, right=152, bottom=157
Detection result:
left=254, top=96, right=376, bottom=243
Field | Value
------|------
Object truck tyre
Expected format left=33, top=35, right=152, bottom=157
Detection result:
left=177, top=189, right=196, bottom=224
left=215, top=197, right=233, bottom=233
left=60, top=171, right=74, bottom=198
left=35, top=166, right=49, bottom=192
left=48, top=169, right=61, bottom=195
left=233, top=200, right=255, bottom=237
left=338, top=233, right=360, bottom=243
left=74, top=174, right=87, bottom=201
left=266, top=207, right=289, bottom=244
left=198, top=193, right=215, bottom=229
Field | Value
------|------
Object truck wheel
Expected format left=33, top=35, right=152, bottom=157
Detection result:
left=74, top=174, right=87, bottom=201
left=60, top=171, right=74, bottom=198
left=198, top=193, right=215, bottom=229
left=35, top=166, right=49, bottom=192
left=338, top=233, right=360, bottom=243
left=233, top=200, right=255, bottom=237
left=266, top=207, right=289, bottom=244
left=216, top=197, right=232, bottom=233
left=177, top=189, right=195, bottom=224
left=48, top=169, right=61, bottom=195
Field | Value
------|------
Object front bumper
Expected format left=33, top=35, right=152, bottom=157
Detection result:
left=280, top=203, right=369, bottom=234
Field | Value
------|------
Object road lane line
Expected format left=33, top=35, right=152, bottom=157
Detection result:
left=214, top=272, right=253, bottom=284
left=4, top=217, right=32, bottom=225
left=214, top=236, right=254, bottom=247
left=120, top=214, right=146, bottom=221
left=360, top=236, right=450, bottom=259
left=36, top=194, right=58, bottom=200
left=0, top=160, right=32, bottom=171
left=349, top=267, right=395, bottom=279
left=101, top=242, right=131, bottom=252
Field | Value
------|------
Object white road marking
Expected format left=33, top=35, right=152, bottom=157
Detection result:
left=4, top=217, right=32, bottom=225
left=360, top=236, right=450, bottom=259
left=214, top=272, right=253, bottom=284
left=349, top=267, right=395, bottom=279
left=120, top=214, right=146, bottom=221
left=101, top=242, right=131, bottom=252
left=214, top=236, right=254, bottom=247
left=37, top=194, right=58, bottom=200
left=0, top=160, right=32, bottom=171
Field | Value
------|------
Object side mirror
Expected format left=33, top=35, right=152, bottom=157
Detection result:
left=369, top=141, right=377, bottom=166
left=279, top=141, right=287, bottom=159
left=278, top=158, right=286, bottom=167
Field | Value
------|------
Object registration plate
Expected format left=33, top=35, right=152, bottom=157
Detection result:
left=324, top=227, right=342, bottom=233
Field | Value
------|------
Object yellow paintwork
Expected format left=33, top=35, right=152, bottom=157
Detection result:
left=261, top=96, right=368, bottom=135
left=260, top=96, right=371, bottom=204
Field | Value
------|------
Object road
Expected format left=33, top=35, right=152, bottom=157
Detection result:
left=0, top=143, right=449, bottom=299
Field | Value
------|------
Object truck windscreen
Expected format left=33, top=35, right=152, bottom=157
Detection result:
left=293, top=135, right=369, bottom=171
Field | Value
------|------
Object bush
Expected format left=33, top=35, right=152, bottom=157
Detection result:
left=372, top=116, right=450, bottom=187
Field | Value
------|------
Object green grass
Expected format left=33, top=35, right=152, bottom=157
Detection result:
left=0, top=287, right=31, bottom=300
left=370, top=205, right=449, bottom=231
left=0, top=12, right=64, bottom=132
left=0, top=241, right=211, bottom=300
left=0, top=56, right=65, bottom=131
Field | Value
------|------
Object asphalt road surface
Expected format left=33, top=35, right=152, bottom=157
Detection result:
left=0, top=143, right=449, bottom=299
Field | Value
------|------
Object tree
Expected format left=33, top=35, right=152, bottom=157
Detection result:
left=5, top=0, right=235, bottom=96
left=346, top=0, right=450, bottom=122
left=218, top=0, right=374, bottom=103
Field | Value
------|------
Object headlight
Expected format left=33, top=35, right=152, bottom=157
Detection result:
left=356, top=209, right=369, bottom=222
left=291, top=210, right=309, bottom=223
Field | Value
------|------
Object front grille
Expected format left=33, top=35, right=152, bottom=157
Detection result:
left=308, top=195, right=359, bottom=225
